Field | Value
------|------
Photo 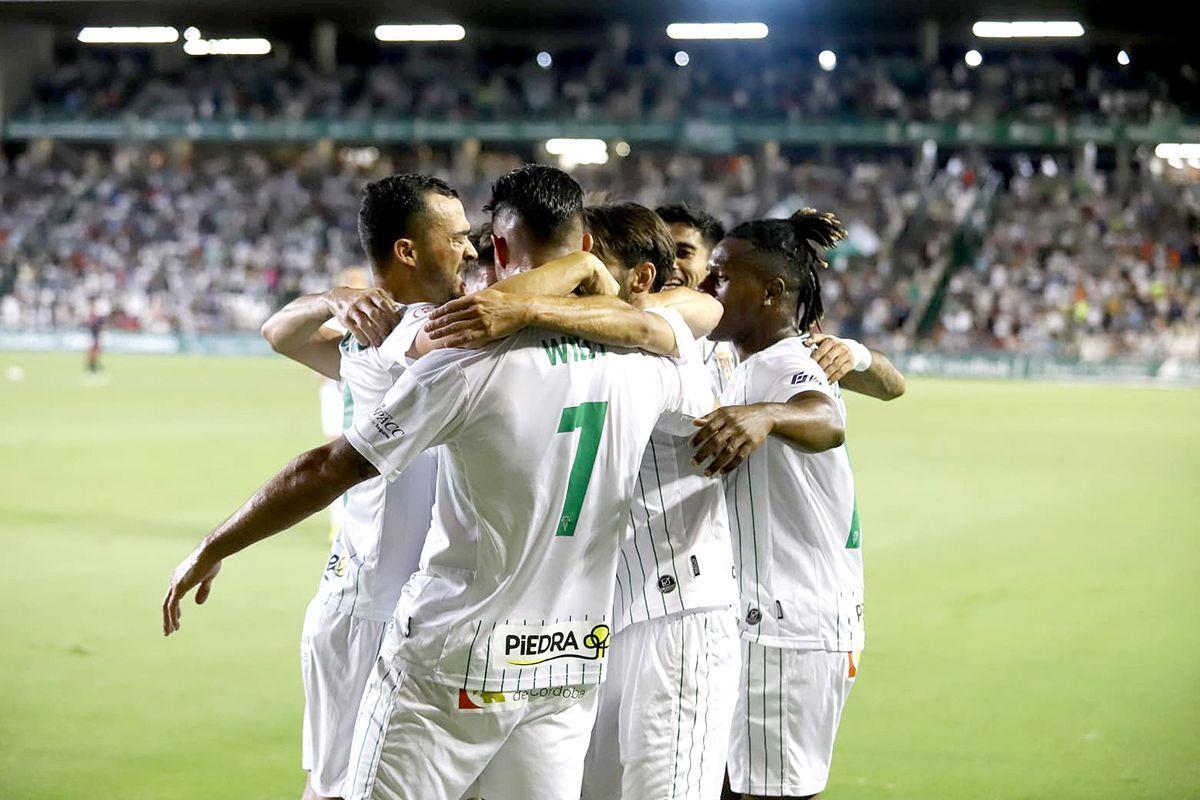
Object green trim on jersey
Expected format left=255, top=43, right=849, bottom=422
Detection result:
left=846, top=498, right=862, bottom=549
left=844, top=445, right=861, bottom=549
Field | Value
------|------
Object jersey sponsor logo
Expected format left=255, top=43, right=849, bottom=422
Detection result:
left=367, top=406, right=405, bottom=440
left=457, top=687, right=526, bottom=712
left=540, top=336, right=608, bottom=366
left=323, top=553, right=348, bottom=579
left=491, top=620, right=610, bottom=668
left=456, top=685, right=589, bottom=713
left=409, top=304, right=433, bottom=320
left=790, top=371, right=820, bottom=386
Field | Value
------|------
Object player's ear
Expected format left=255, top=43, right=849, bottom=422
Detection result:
left=492, top=234, right=509, bottom=270
left=631, top=261, right=656, bottom=294
left=392, top=237, right=417, bottom=267
left=580, top=231, right=594, bottom=253
left=763, top=276, right=786, bottom=307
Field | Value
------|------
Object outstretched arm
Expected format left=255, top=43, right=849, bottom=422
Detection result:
left=691, top=393, right=845, bottom=476
left=261, top=287, right=402, bottom=380
left=809, top=334, right=906, bottom=400
left=162, top=437, right=378, bottom=635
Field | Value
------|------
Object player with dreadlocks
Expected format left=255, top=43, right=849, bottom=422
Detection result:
left=694, top=209, right=902, bottom=800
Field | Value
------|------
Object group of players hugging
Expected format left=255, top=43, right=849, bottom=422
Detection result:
left=162, top=163, right=906, bottom=800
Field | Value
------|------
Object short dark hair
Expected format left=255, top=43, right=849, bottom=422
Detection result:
left=655, top=203, right=725, bottom=249
left=358, top=173, right=458, bottom=265
left=484, top=164, right=584, bottom=244
left=585, top=202, right=676, bottom=293
left=727, top=209, right=846, bottom=331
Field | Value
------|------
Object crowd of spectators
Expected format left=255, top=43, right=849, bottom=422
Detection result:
left=935, top=170, right=1200, bottom=361
left=21, top=42, right=1197, bottom=126
left=1, top=143, right=1197, bottom=362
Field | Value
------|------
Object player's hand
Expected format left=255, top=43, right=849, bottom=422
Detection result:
left=324, top=287, right=401, bottom=348
left=809, top=334, right=855, bottom=385
left=690, top=404, right=775, bottom=476
left=425, top=289, right=532, bottom=349
left=576, top=255, right=621, bottom=297
left=162, top=549, right=221, bottom=636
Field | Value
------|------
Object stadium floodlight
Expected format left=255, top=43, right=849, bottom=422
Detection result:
left=818, top=50, right=837, bottom=71
left=77, top=26, right=178, bottom=44
left=184, top=37, right=272, bottom=56
left=1117, top=50, right=1131, bottom=66
left=972, top=21, right=1084, bottom=38
left=666, top=22, right=769, bottom=40
left=545, top=138, right=608, bottom=167
left=674, top=50, right=690, bottom=67
left=374, top=24, right=466, bottom=42
left=614, top=141, right=631, bottom=157
left=965, top=49, right=983, bottom=67
left=536, top=51, right=553, bottom=69
left=183, top=27, right=201, bottom=42
left=1154, top=143, right=1200, bottom=160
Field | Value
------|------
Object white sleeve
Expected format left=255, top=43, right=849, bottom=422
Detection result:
left=377, top=302, right=435, bottom=366
left=646, top=352, right=699, bottom=437
left=643, top=306, right=698, bottom=365
left=761, top=350, right=838, bottom=404
left=344, top=349, right=470, bottom=480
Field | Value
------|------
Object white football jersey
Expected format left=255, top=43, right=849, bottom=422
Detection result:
left=346, top=327, right=697, bottom=692
left=614, top=311, right=738, bottom=632
left=719, top=336, right=864, bottom=652
left=319, top=304, right=438, bottom=622
left=700, top=336, right=739, bottom=395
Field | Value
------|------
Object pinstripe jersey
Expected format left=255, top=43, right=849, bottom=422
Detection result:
left=700, top=336, right=739, bottom=396
left=345, top=325, right=699, bottom=692
left=719, top=336, right=864, bottom=652
left=613, top=315, right=738, bottom=632
left=319, top=303, right=438, bottom=622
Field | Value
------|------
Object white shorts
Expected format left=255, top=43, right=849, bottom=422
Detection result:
left=727, top=644, right=858, bottom=797
left=300, top=596, right=388, bottom=797
left=345, top=652, right=599, bottom=800
left=581, top=608, right=740, bottom=800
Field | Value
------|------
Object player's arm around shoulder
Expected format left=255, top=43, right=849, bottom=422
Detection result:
left=809, top=333, right=906, bottom=400
left=690, top=350, right=844, bottom=476
left=261, top=287, right=402, bottom=380
left=420, top=259, right=694, bottom=357
left=630, top=287, right=723, bottom=340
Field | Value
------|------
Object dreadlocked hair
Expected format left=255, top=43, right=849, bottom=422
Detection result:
left=727, top=208, right=847, bottom=331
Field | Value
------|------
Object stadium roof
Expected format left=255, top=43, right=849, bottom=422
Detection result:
left=0, top=0, right=1186, bottom=46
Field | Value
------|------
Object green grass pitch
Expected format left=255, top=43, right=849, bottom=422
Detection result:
left=1, top=353, right=1197, bottom=799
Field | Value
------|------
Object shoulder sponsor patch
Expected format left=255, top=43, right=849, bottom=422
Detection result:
left=790, top=371, right=820, bottom=386
left=368, top=406, right=405, bottom=440
left=490, top=620, right=610, bottom=670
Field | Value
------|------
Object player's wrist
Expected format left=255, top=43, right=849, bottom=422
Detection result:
left=841, top=338, right=873, bottom=371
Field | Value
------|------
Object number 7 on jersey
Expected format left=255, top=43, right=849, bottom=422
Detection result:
left=554, top=402, right=609, bottom=537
